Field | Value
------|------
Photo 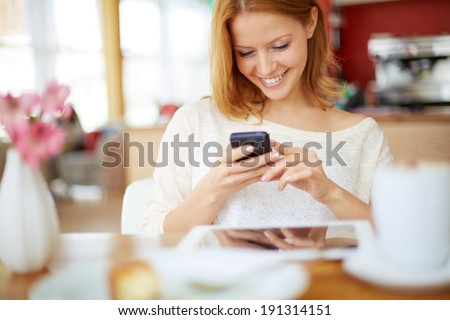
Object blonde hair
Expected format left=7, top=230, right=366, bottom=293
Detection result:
left=210, top=0, right=341, bottom=119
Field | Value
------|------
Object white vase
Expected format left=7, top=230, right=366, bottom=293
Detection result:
left=0, top=148, right=60, bottom=274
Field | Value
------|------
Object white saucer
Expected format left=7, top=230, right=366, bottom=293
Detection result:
left=343, top=246, right=450, bottom=292
left=30, top=248, right=309, bottom=300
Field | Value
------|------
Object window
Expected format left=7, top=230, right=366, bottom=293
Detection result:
left=52, top=0, right=108, bottom=132
left=0, top=0, right=34, bottom=94
left=1, top=0, right=212, bottom=130
left=0, top=0, right=108, bottom=132
left=120, top=0, right=212, bottom=127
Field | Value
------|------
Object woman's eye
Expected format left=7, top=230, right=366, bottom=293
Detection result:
left=238, top=51, right=254, bottom=58
left=273, top=43, right=289, bottom=51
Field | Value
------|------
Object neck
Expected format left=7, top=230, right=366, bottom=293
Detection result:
left=261, top=98, right=333, bottom=131
left=262, top=94, right=316, bottom=117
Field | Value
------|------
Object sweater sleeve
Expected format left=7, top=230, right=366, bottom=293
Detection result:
left=141, top=106, right=195, bottom=234
left=364, top=120, right=394, bottom=204
left=348, top=118, right=394, bottom=204
left=377, top=134, right=394, bottom=167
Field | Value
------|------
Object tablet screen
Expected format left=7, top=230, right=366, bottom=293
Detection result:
left=202, top=224, right=358, bottom=251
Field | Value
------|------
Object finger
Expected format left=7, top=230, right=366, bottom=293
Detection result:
left=279, top=147, right=321, bottom=169
left=263, top=172, right=284, bottom=182
left=309, top=227, right=327, bottom=246
left=238, top=150, right=282, bottom=170
left=270, top=140, right=281, bottom=152
left=226, top=230, right=273, bottom=245
left=308, top=226, right=327, bottom=238
left=269, top=229, right=285, bottom=238
left=221, top=230, right=272, bottom=248
left=261, top=150, right=308, bottom=181
left=279, top=228, right=317, bottom=248
left=280, top=227, right=306, bottom=239
left=224, top=144, right=280, bottom=165
left=226, top=164, right=272, bottom=188
left=290, top=236, right=316, bottom=248
left=243, top=243, right=266, bottom=250
left=278, top=168, right=313, bottom=191
left=232, top=239, right=267, bottom=250
left=260, top=157, right=288, bottom=182
left=278, top=144, right=302, bottom=156
left=264, top=231, right=293, bottom=250
left=226, top=145, right=256, bottom=163
left=235, top=151, right=282, bottom=176
left=216, top=167, right=272, bottom=193
left=221, top=146, right=273, bottom=175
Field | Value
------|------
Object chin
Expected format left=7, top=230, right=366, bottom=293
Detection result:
left=257, top=82, right=296, bottom=103
left=260, top=89, right=291, bottom=102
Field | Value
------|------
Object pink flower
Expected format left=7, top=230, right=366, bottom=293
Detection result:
left=40, top=81, right=71, bottom=117
left=0, top=80, right=71, bottom=168
left=0, top=92, right=40, bottom=130
left=11, top=121, right=65, bottom=168
left=59, top=103, right=74, bottom=119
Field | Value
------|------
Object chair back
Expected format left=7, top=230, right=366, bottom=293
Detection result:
left=121, top=178, right=153, bottom=234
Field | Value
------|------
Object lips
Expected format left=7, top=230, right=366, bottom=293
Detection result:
left=260, top=70, right=288, bottom=87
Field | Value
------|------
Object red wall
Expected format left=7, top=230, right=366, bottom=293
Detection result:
left=336, top=0, right=450, bottom=88
left=318, top=0, right=332, bottom=20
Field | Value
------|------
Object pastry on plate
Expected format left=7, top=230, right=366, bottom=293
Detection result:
left=109, top=260, right=160, bottom=299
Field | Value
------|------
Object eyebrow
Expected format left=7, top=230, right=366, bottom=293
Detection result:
left=234, top=34, right=292, bottom=49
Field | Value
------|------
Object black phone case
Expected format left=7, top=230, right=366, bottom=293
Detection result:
left=230, top=131, right=271, bottom=158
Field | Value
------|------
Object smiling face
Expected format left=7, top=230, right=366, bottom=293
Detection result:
left=230, top=10, right=317, bottom=105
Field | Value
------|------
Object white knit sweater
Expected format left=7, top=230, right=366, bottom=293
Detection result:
left=142, top=99, right=393, bottom=234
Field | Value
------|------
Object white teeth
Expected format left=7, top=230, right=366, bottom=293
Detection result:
left=262, top=72, right=285, bottom=85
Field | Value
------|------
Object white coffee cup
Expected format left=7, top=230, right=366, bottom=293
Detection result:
left=371, top=163, right=450, bottom=273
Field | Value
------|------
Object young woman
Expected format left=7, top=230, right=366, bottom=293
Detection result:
left=142, top=0, right=392, bottom=235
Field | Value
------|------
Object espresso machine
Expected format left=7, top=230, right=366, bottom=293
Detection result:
left=368, top=34, right=450, bottom=106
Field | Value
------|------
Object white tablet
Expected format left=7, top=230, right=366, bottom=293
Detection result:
left=177, top=220, right=374, bottom=261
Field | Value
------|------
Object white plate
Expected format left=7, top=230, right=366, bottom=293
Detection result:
left=29, top=248, right=309, bottom=300
left=343, top=245, right=450, bottom=292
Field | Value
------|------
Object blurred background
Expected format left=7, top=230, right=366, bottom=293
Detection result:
left=0, top=0, right=449, bottom=232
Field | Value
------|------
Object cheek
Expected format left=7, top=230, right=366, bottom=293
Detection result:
left=235, top=58, right=253, bottom=76
left=281, top=49, right=307, bottom=68
left=281, top=39, right=309, bottom=67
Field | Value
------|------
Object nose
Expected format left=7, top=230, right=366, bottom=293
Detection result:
left=256, top=52, right=275, bottom=76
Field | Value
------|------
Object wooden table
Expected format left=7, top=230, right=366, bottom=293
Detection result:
left=1, top=233, right=449, bottom=300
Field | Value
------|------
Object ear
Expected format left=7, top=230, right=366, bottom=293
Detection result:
left=306, top=7, right=318, bottom=39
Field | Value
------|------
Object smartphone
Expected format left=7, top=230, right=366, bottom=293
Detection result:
left=230, top=131, right=271, bottom=159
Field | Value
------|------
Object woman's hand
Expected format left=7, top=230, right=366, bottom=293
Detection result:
left=260, top=142, right=371, bottom=220
left=260, top=143, right=335, bottom=204
left=195, top=145, right=282, bottom=205
left=213, top=229, right=278, bottom=250
left=163, top=145, right=282, bottom=232
left=264, top=227, right=327, bottom=250
left=214, top=227, right=328, bottom=251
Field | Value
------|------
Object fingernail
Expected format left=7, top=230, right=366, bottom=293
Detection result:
left=271, top=152, right=282, bottom=160
left=245, top=145, right=255, bottom=152
left=284, top=237, right=295, bottom=245
left=261, top=174, right=268, bottom=181
left=284, top=176, right=292, bottom=181
left=263, top=231, right=273, bottom=238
